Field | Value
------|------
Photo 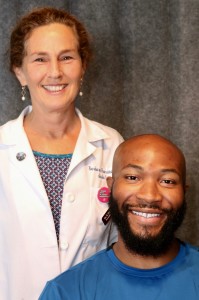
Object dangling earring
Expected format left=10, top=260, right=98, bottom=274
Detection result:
left=79, top=78, right=83, bottom=97
left=21, top=86, right=26, bottom=101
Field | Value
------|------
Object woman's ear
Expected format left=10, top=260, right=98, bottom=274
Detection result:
left=13, top=67, right=27, bottom=86
left=184, top=183, right=189, bottom=192
left=81, top=60, right=87, bottom=75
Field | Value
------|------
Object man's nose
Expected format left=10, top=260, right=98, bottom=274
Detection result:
left=136, top=180, right=162, bottom=204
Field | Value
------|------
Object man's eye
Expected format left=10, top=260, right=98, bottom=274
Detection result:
left=125, top=175, right=139, bottom=181
left=162, top=179, right=176, bottom=185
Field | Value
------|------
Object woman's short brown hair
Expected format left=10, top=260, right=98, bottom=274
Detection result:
left=9, top=7, right=92, bottom=72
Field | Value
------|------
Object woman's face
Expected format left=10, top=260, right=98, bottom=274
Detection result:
left=14, top=23, right=85, bottom=112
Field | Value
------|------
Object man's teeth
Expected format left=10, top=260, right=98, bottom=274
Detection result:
left=44, top=85, right=66, bottom=92
left=132, top=211, right=160, bottom=218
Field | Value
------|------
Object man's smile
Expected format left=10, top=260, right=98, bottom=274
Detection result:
left=132, top=211, right=161, bottom=218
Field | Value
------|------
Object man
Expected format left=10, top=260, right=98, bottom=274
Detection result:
left=39, top=134, right=199, bottom=299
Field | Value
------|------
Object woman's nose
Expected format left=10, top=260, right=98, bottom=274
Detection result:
left=48, top=60, right=62, bottom=78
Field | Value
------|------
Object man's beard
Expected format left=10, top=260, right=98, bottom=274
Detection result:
left=109, top=192, right=186, bottom=257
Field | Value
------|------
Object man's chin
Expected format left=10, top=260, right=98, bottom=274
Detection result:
left=129, top=222, right=166, bottom=239
left=123, top=232, right=174, bottom=257
left=121, top=216, right=177, bottom=257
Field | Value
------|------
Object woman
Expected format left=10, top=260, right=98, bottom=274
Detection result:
left=0, top=7, right=123, bottom=300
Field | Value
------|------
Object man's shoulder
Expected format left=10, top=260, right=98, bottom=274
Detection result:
left=184, top=240, right=199, bottom=251
left=185, top=242, right=199, bottom=256
left=56, top=248, right=109, bottom=282
left=39, top=249, right=110, bottom=299
left=182, top=241, right=199, bottom=266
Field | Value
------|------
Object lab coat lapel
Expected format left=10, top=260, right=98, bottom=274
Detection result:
left=0, top=107, right=48, bottom=202
left=67, top=109, right=109, bottom=176
left=7, top=142, right=48, bottom=201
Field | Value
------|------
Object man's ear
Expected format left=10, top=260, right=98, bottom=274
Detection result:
left=106, top=176, right=114, bottom=190
left=13, top=67, right=27, bottom=86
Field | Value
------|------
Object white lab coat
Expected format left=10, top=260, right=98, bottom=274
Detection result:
left=0, top=106, right=123, bottom=300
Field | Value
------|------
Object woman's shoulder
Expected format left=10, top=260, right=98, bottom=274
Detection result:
left=76, top=108, right=124, bottom=142
left=0, top=106, right=30, bottom=138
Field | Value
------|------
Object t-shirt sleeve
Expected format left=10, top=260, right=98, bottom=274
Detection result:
left=38, top=281, right=63, bottom=300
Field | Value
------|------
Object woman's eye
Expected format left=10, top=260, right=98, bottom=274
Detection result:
left=62, top=56, right=73, bottom=61
left=35, top=58, right=45, bottom=62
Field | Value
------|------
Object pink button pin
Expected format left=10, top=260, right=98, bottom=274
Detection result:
left=97, top=187, right=110, bottom=203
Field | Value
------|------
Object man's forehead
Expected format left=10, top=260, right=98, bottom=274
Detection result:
left=113, top=135, right=185, bottom=177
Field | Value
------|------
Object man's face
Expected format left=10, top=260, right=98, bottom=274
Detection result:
left=107, top=136, right=186, bottom=256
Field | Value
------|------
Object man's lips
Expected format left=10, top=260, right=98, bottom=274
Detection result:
left=126, top=204, right=165, bottom=220
left=132, top=210, right=161, bottom=218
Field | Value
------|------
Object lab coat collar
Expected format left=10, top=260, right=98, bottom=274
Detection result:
left=0, top=106, right=110, bottom=145
left=67, top=108, right=111, bottom=177
left=0, top=105, right=112, bottom=182
left=75, top=108, right=110, bottom=143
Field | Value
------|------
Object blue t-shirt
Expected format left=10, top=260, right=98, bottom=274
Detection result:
left=39, top=241, right=199, bottom=299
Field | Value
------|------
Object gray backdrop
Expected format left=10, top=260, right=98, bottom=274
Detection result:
left=0, top=0, right=199, bottom=245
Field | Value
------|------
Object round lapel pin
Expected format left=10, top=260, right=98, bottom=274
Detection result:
left=97, top=187, right=110, bottom=203
left=16, top=152, right=26, bottom=161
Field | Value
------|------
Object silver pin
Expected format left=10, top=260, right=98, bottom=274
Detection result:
left=16, top=152, right=26, bottom=161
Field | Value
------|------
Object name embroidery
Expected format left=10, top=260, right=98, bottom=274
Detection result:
left=89, top=166, right=112, bottom=179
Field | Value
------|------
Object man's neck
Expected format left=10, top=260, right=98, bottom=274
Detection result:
left=113, top=238, right=180, bottom=269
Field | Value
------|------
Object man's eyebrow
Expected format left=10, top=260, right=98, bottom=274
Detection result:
left=122, top=164, right=143, bottom=171
left=160, top=169, right=180, bottom=176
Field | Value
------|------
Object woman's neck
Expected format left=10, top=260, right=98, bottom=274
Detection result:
left=23, top=107, right=81, bottom=154
left=24, top=106, right=80, bottom=138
